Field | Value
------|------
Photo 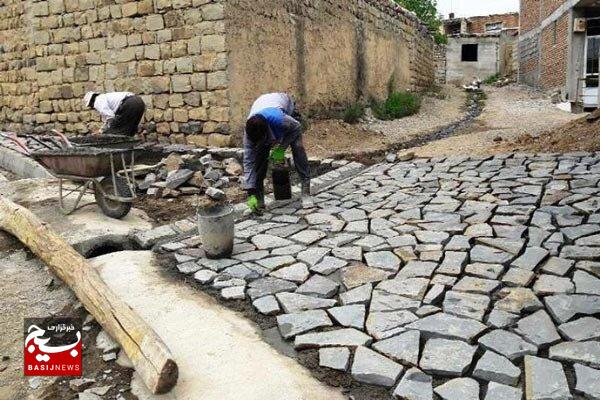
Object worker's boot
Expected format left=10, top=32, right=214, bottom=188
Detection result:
left=257, top=191, right=266, bottom=211
left=301, top=180, right=314, bottom=209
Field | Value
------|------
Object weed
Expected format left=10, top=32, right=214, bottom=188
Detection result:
left=342, top=103, right=365, bottom=124
left=483, top=73, right=500, bottom=85
left=373, top=91, right=422, bottom=120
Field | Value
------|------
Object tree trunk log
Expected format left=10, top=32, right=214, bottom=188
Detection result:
left=0, top=196, right=178, bottom=394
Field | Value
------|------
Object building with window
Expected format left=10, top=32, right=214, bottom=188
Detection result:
left=440, top=13, right=520, bottom=84
left=518, top=0, right=600, bottom=110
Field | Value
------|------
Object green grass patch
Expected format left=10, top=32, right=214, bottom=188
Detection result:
left=342, top=103, right=365, bottom=124
left=373, top=91, right=422, bottom=120
left=483, top=73, right=500, bottom=85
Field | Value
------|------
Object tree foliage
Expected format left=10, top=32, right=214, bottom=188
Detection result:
left=394, top=0, right=447, bottom=44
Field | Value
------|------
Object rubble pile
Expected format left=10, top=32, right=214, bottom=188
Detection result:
left=138, top=151, right=244, bottom=201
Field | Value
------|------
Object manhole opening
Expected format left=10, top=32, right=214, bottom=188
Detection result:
left=76, top=235, right=141, bottom=259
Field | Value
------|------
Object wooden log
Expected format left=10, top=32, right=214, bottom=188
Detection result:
left=0, top=196, right=178, bottom=394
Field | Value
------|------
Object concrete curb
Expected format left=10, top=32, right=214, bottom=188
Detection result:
left=0, top=146, right=53, bottom=179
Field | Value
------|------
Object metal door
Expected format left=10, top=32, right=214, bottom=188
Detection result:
left=583, top=19, right=600, bottom=108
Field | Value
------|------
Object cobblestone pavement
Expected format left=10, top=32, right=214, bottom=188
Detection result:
left=159, top=153, right=600, bottom=400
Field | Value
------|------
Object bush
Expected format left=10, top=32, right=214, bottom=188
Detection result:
left=342, top=103, right=365, bottom=124
left=373, top=91, right=422, bottom=120
left=484, top=73, right=500, bottom=85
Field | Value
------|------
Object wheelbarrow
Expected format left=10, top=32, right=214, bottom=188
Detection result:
left=1, top=132, right=139, bottom=219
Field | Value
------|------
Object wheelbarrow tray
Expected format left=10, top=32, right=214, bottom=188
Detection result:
left=69, top=135, right=140, bottom=149
left=32, top=147, right=134, bottom=178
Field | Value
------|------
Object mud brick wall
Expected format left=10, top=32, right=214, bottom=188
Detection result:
left=225, top=0, right=435, bottom=134
left=0, top=0, right=435, bottom=145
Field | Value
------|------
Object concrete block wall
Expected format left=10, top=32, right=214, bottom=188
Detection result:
left=445, top=36, right=500, bottom=84
left=0, top=0, right=435, bottom=145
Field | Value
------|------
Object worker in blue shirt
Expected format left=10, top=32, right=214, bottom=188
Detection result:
left=243, top=93, right=311, bottom=214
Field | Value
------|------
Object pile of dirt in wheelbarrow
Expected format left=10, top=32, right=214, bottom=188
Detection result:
left=496, top=108, right=600, bottom=153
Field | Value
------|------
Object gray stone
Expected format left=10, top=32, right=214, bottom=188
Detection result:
left=351, top=346, right=403, bottom=387
left=289, top=229, right=327, bottom=245
left=212, top=276, right=246, bottom=289
left=477, top=237, right=525, bottom=255
left=486, top=309, right=519, bottom=328
left=206, top=187, right=225, bottom=200
left=252, top=295, right=280, bottom=315
left=256, top=256, right=296, bottom=270
left=165, top=169, right=194, bottom=189
left=414, top=230, right=449, bottom=244
left=495, top=288, right=543, bottom=314
left=176, top=261, right=202, bottom=274
left=78, top=393, right=102, bottom=400
left=366, top=310, right=418, bottom=339
left=339, top=283, right=373, bottom=305
left=246, top=277, right=297, bottom=300
left=271, top=244, right=306, bottom=256
left=558, top=317, right=600, bottom=341
left=478, top=329, right=538, bottom=360
left=398, top=261, right=437, bottom=278
left=339, top=208, right=367, bottom=222
left=372, top=330, right=420, bottom=365
left=393, top=367, right=433, bottom=400
left=577, top=233, right=600, bottom=246
left=294, top=328, right=373, bottom=349
left=193, top=269, right=217, bottom=284
left=134, top=225, right=177, bottom=248
left=297, top=247, right=330, bottom=266
left=502, top=267, right=535, bottom=287
left=311, top=256, right=348, bottom=275
left=574, top=270, right=600, bottom=295
left=562, top=224, right=600, bottom=240
left=251, top=234, right=293, bottom=250
left=364, top=251, right=401, bottom=272
left=484, top=382, right=523, bottom=400
left=443, top=290, right=490, bottom=321
left=340, top=265, right=390, bottom=289
left=545, top=294, right=600, bottom=323
left=561, top=245, right=600, bottom=261
left=549, top=341, right=600, bottom=368
left=375, top=277, right=429, bottom=300
left=275, top=292, right=337, bottom=313
left=370, top=290, right=420, bottom=312
left=198, top=258, right=240, bottom=272
left=471, top=245, right=513, bottom=264
left=406, top=313, right=487, bottom=342
left=276, top=310, right=333, bottom=339
left=524, top=355, right=572, bottom=400
left=445, top=235, right=471, bottom=251
left=577, top=261, right=600, bottom=278
left=511, top=247, right=548, bottom=271
left=319, top=347, right=350, bottom=371
left=220, top=286, right=245, bottom=300
left=454, top=276, right=500, bottom=294
left=423, top=284, right=445, bottom=305
left=474, top=350, right=521, bottom=385
left=434, top=377, right=479, bottom=400
left=296, top=275, right=339, bottom=298
left=327, top=304, right=365, bottom=329
left=332, top=246, right=362, bottom=261
left=574, top=363, right=600, bottom=400
left=388, top=234, right=418, bottom=248
left=533, top=274, right=574, bottom=295
left=419, top=338, right=477, bottom=377
left=541, top=257, right=575, bottom=276
left=269, top=263, right=309, bottom=283
left=464, top=263, right=505, bottom=279
left=232, top=250, right=269, bottom=262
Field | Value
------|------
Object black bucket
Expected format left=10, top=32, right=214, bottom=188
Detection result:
left=272, top=165, right=292, bottom=200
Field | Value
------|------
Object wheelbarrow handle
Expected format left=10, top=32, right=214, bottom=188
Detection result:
left=0, top=132, right=31, bottom=155
left=51, top=129, right=73, bottom=148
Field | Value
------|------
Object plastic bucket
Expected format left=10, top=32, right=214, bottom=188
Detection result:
left=197, top=205, right=234, bottom=259
left=272, top=165, right=292, bottom=200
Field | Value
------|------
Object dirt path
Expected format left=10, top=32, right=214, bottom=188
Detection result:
left=412, top=85, right=580, bottom=157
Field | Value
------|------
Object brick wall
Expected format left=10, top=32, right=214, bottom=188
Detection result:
left=539, top=13, right=569, bottom=90
left=467, top=13, right=519, bottom=34
left=520, top=0, right=542, bottom=33
left=0, top=0, right=435, bottom=145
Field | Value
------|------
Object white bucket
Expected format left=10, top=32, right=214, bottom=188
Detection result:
left=197, top=205, right=234, bottom=259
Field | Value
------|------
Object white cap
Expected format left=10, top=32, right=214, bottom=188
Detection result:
left=83, top=91, right=99, bottom=108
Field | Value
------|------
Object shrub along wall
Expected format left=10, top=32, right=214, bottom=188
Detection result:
left=0, top=0, right=435, bottom=146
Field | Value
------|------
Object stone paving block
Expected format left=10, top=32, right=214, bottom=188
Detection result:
left=332, top=246, right=362, bottom=261
left=246, top=277, right=297, bottom=300
left=471, top=245, right=513, bottom=264
left=319, top=347, right=350, bottom=371
left=533, top=274, right=574, bottom=295
left=193, top=269, right=217, bottom=284
left=250, top=234, right=293, bottom=250
left=423, top=284, right=445, bottom=305
left=406, top=313, right=486, bottom=342
left=372, top=330, right=420, bottom=365
left=375, top=277, right=429, bottom=300
left=276, top=310, right=333, bottom=339
left=485, top=382, right=523, bottom=400
left=366, top=310, right=418, bottom=340
left=434, top=377, right=479, bottom=400
left=134, top=225, right=177, bottom=248
left=275, top=292, right=337, bottom=313
left=549, top=341, right=600, bottom=368
left=486, top=308, right=519, bottom=328
left=370, top=290, right=420, bottom=312
left=221, top=286, right=245, bottom=300
left=502, top=267, right=535, bottom=287
left=443, top=290, right=490, bottom=321
left=339, top=283, right=372, bottom=305
left=296, top=274, right=339, bottom=298
left=419, top=338, right=477, bottom=377
left=454, top=276, right=500, bottom=294
left=294, top=328, right=372, bottom=349
left=524, top=355, right=572, bottom=400
left=351, top=346, right=403, bottom=387
left=256, top=255, right=296, bottom=270
left=393, top=367, right=433, bottom=400
left=558, top=317, right=600, bottom=341
left=576, top=260, right=600, bottom=277
left=574, top=270, right=600, bottom=295
left=269, top=263, right=310, bottom=283
left=289, top=229, right=327, bottom=245
left=397, top=260, right=437, bottom=278
left=511, top=247, right=549, bottom=271
left=327, top=304, right=365, bottom=329
left=252, top=295, right=280, bottom=315
left=541, top=257, right=575, bottom=276
left=473, top=350, right=521, bottom=385
left=464, top=263, right=505, bottom=279
left=574, top=363, right=600, bottom=400
left=496, top=288, right=543, bottom=314
left=414, top=230, right=450, bottom=244
left=311, top=256, right=348, bottom=275
left=545, top=294, right=600, bottom=323
left=364, top=251, right=401, bottom=272
left=478, top=329, right=538, bottom=360
left=176, top=261, right=202, bottom=274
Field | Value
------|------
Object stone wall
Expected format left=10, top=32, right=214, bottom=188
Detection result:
left=434, top=44, right=447, bottom=84
left=225, top=0, right=435, bottom=134
left=0, top=0, right=435, bottom=145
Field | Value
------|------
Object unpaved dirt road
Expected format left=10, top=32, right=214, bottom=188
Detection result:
left=412, top=85, right=580, bottom=157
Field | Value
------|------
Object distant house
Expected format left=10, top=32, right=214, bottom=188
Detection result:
left=439, top=13, right=520, bottom=84
left=518, top=0, right=600, bottom=110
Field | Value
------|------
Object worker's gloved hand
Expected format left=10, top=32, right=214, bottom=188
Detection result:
left=270, top=146, right=285, bottom=164
left=247, top=194, right=260, bottom=214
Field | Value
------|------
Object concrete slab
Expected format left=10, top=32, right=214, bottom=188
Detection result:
left=91, top=251, right=345, bottom=400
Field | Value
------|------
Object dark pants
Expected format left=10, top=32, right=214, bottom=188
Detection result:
left=103, top=95, right=145, bottom=136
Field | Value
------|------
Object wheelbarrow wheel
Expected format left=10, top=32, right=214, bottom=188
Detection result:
left=94, top=176, right=132, bottom=219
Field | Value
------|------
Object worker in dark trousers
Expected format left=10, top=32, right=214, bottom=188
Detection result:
left=83, top=91, right=145, bottom=136
left=243, top=93, right=312, bottom=214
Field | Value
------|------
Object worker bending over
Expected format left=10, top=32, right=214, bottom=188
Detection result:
left=244, top=93, right=311, bottom=213
left=84, top=91, right=145, bottom=136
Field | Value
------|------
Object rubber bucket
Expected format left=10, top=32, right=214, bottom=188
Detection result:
left=197, top=205, right=234, bottom=259
left=272, top=165, right=292, bottom=200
